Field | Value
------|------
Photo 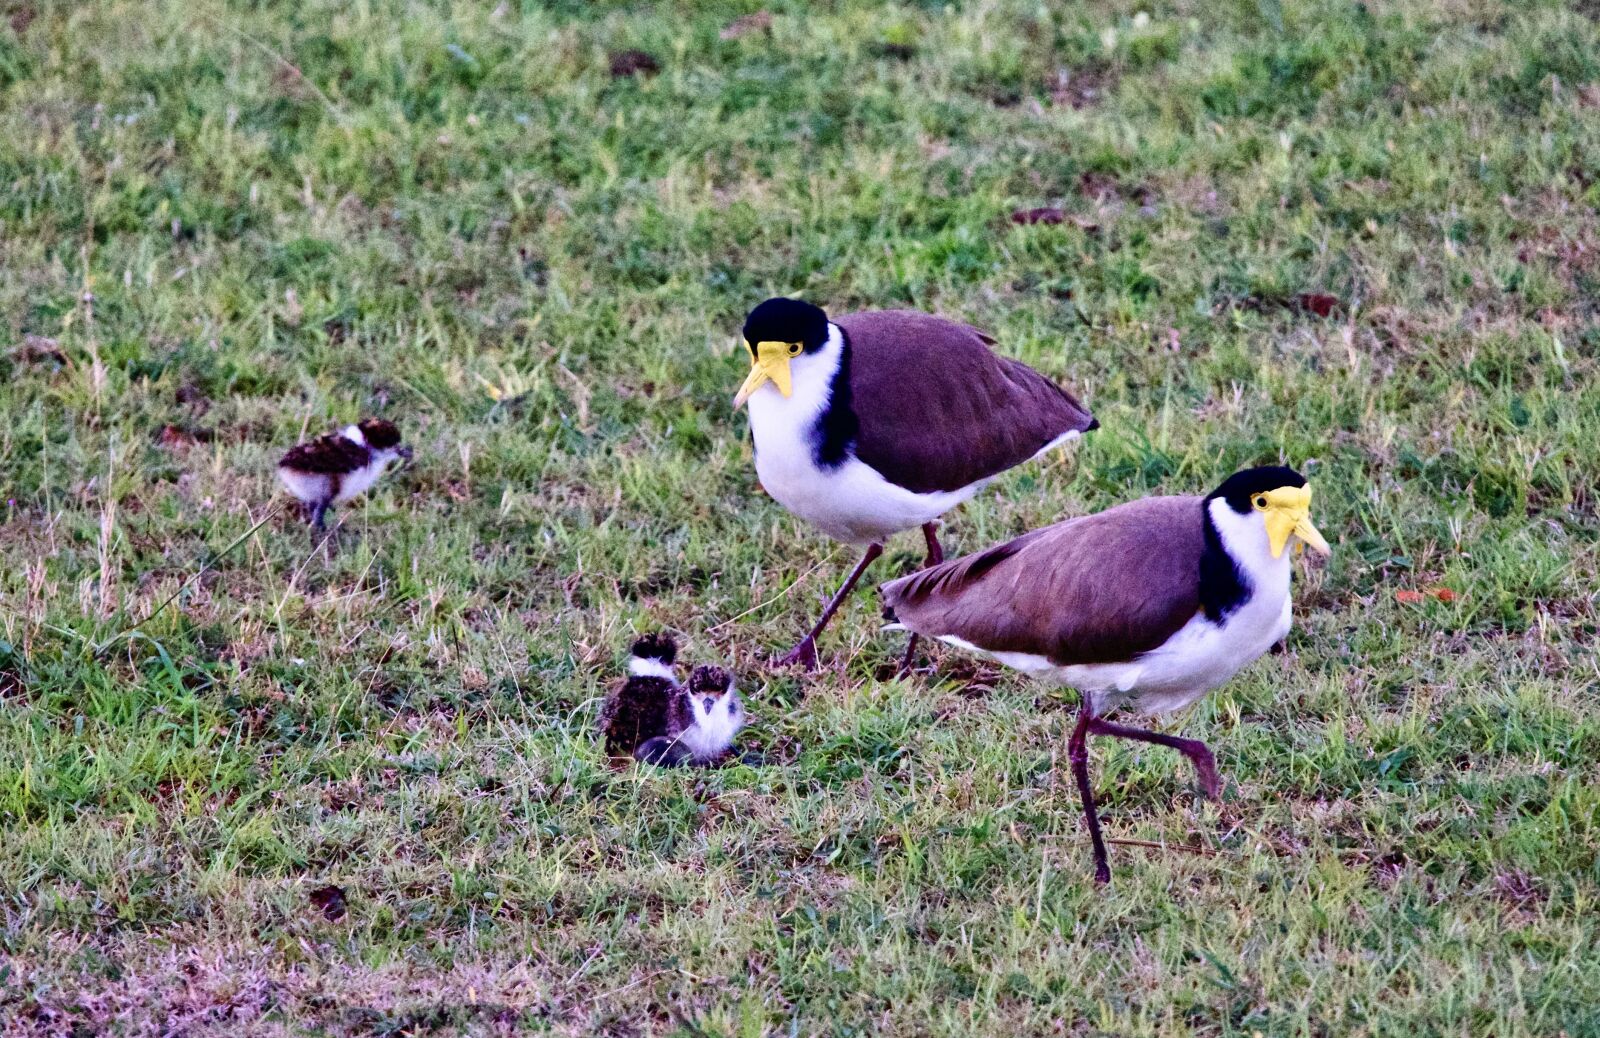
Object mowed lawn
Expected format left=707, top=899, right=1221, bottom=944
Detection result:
left=3, top=0, right=1599, bottom=1034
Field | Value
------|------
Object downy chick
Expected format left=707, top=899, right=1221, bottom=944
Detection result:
left=599, top=633, right=682, bottom=757
left=277, top=418, right=412, bottom=533
left=634, top=664, right=745, bottom=767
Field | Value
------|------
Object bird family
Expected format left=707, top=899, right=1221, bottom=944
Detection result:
left=276, top=297, right=1330, bottom=883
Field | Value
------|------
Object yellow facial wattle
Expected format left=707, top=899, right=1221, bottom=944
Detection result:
left=733, top=340, right=800, bottom=408
left=1256, top=484, right=1331, bottom=559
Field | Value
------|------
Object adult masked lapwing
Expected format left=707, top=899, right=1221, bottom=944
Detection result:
left=878, top=466, right=1330, bottom=883
left=733, top=298, right=1096, bottom=670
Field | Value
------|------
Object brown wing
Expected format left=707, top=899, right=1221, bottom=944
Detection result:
left=879, top=496, right=1206, bottom=666
left=279, top=434, right=370, bottom=474
left=836, top=310, right=1096, bottom=494
left=664, top=691, right=694, bottom=738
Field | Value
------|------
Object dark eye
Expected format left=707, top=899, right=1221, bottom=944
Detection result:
left=727, top=700, right=737, bottom=715
left=787, top=342, right=802, bottom=357
left=1253, top=495, right=1268, bottom=510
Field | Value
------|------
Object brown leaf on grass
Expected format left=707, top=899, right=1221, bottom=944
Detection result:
left=1010, top=206, right=1065, bottom=225
left=1295, top=292, right=1341, bottom=317
left=1492, top=868, right=1545, bottom=908
left=609, top=49, right=660, bottom=78
left=308, top=884, right=348, bottom=921
left=11, top=334, right=65, bottom=364
left=1050, top=64, right=1113, bottom=109
left=1078, top=171, right=1122, bottom=201
left=8, top=5, right=36, bottom=35
left=0, top=677, right=25, bottom=702
left=1396, top=587, right=1457, bottom=605
left=157, top=424, right=214, bottom=448
left=720, top=11, right=771, bottom=40
left=174, top=381, right=210, bottom=408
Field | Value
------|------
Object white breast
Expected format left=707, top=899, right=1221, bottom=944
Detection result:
left=331, top=455, right=390, bottom=504
left=745, top=324, right=983, bottom=545
left=675, top=695, right=745, bottom=762
left=1072, top=580, right=1291, bottom=716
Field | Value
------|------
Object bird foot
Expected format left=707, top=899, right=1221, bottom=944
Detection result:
left=772, top=637, right=819, bottom=671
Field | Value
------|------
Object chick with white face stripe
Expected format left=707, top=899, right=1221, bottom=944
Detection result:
left=734, top=297, right=1097, bottom=672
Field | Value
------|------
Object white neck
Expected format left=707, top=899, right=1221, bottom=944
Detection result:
left=628, top=657, right=677, bottom=682
left=1206, top=496, right=1292, bottom=593
left=745, top=322, right=845, bottom=429
left=683, top=684, right=744, bottom=752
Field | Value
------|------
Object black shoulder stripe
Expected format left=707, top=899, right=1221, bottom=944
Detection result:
left=811, top=325, right=858, bottom=470
left=1198, top=507, right=1252, bottom=622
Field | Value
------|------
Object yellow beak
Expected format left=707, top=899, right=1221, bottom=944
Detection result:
left=733, top=340, right=795, bottom=408
left=1261, top=485, right=1331, bottom=559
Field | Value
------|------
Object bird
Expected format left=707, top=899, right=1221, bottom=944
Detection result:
left=276, top=418, right=411, bottom=534
left=598, top=633, right=682, bottom=757
left=878, top=466, right=1331, bottom=883
left=633, top=664, right=746, bottom=768
left=732, top=297, right=1097, bottom=672
left=598, top=635, right=746, bottom=767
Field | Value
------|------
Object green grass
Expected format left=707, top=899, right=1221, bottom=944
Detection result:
left=3, top=0, right=1600, bottom=1033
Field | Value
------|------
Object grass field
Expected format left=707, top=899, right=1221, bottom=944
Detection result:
left=3, top=0, right=1600, bottom=1033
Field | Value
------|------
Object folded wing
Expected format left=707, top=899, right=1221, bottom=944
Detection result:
left=880, top=496, right=1206, bottom=665
left=279, top=435, right=369, bottom=474
left=838, top=310, right=1095, bottom=494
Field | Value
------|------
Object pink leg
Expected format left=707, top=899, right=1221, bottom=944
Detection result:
left=774, top=543, right=884, bottom=671
left=1069, top=702, right=1112, bottom=884
left=1088, top=716, right=1222, bottom=799
left=897, top=523, right=946, bottom=676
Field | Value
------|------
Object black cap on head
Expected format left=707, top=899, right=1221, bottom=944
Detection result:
left=741, top=298, right=829, bottom=357
left=1208, top=466, right=1308, bottom=513
left=358, top=418, right=403, bottom=450
left=687, top=664, right=732, bottom=694
left=629, top=632, right=677, bottom=665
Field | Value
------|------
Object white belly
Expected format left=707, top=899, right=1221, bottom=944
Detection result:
left=676, top=709, right=745, bottom=763
left=332, top=458, right=388, bottom=504
left=1076, top=589, right=1291, bottom=715
left=754, top=435, right=980, bottom=544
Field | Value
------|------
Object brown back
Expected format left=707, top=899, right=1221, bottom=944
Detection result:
left=599, top=676, right=678, bottom=756
left=279, top=433, right=369, bottom=474
left=879, top=496, right=1207, bottom=665
left=836, top=310, right=1095, bottom=494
